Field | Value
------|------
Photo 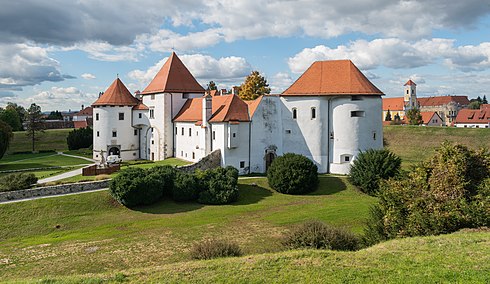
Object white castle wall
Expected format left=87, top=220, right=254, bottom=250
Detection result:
left=175, top=122, right=204, bottom=162
left=93, top=105, right=139, bottom=162
left=211, top=122, right=250, bottom=174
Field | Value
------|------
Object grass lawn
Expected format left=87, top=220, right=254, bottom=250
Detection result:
left=28, top=229, right=489, bottom=283
left=0, top=153, right=91, bottom=172
left=0, top=176, right=376, bottom=281
left=7, top=128, right=72, bottom=154
left=384, top=125, right=490, bottom=168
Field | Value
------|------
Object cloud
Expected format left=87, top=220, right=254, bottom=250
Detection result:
left=270, top=72, right=293, bottom=93
left=81, top=73, right=96, bottom=80
left=288, top=38, right=490, bottom=73
left=140, top=29, right=224, bottom=53
left=22, top=87, right=98, bottom=111
left=0, top=43, right=74, bottom=90
left=58, top=41, right=145, bottom=62
left=128, top=54, right=252, bottom=89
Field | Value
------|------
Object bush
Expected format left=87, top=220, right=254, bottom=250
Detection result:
left=67, top=127, right=93, bottom=150
left=147, top=166, right=175, bottom=197
left=197, top=166, right=239, bottom=205
left=364, top=142, right=490, bottom=243
left=172, top=170, right=199, bottom=201
left=190, top=239, right=242, bottom=260
left=0, top=121, right=13, bottom=159
left=0, top=172, right=38, bottom=192
left=349, top=149, right=401, bottom=196
left=267, top=153, right=318, bottom=194
left=282, top=220, right=359, bottom=251
left=109, top=167, right=165, bottom=207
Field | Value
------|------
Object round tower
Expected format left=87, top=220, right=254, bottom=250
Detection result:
left=92, top=78, right=141, bottom=162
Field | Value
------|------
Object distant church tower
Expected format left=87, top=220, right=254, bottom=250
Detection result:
left=403, top=79, right=417, bottom=110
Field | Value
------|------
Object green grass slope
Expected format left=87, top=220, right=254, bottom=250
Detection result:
left=10, top=229, right=490, bottom=283
left=384, top=125, right=490, bottom=167
left=0, top=176, right=376, bottom=281
left=7, top=128, right=72, bottom=154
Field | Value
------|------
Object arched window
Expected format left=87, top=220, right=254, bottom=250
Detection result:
left=311, top=107, right=316, bottom=119
left=292, top=108, right=297, bottom=119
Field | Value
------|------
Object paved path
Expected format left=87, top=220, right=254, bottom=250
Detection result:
left=0, top=188, right=108, bottom=204
left=34, top=153, right=96, bottom=184
left=58, top=152, right=96, bottom=162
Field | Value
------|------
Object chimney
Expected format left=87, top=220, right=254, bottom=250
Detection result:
left=81, top=104, right=84, bottom=111
left=202, top=94, right=212, bottom=128
left=232, top=86, right=239, bottom=96
left=220, top=89, right=227, bottom=96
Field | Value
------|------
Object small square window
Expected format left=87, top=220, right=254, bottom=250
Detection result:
left=351, top=111, right=365, bottom=117
left=112, top=131, right=117, bottom=137
left=240, top=161, right=245, bottom=168
left=344, top=156, right=350, bottom=162
left=285, top=129, right=291, bottom=134
left=134, top=129, right=138, bottom=136
left=119, top=113, right=124, bottom=120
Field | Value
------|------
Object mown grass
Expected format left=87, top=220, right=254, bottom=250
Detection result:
left=25, top=229, right=489, bottom=284
left=0, top=176, right=376, bottom=281
left=0, top=154, right=91, bottom=172
left=7, top=128, right=72, bottom=154
left=384, top=125, right=490, bottom=168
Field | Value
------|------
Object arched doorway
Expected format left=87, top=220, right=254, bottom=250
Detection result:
left=265, top=150, right=276, bottom=172
left=108, top=147, right=120, bottom=156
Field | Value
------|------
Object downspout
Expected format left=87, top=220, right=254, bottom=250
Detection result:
left=248, top=120, right=251, bottom=174
left=326, top=98, right=331, bottom=174
left=171, top=93, right=175, bottom=157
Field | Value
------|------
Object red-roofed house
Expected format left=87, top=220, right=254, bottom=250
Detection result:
left=420, top=112, right=443, bottom=126
left=73, top=106, right=93, bottom=128
left=92, top=54, right=383, bottom=174
left=454, top=105, right=490, bottom=128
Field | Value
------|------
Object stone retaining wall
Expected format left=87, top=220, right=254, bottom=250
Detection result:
left=0, top=180, right=110, bottom=202
left=177, top=149, right=221, bottom=172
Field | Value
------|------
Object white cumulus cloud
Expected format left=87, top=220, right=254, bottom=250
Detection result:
left=81, top=73, right=96, bottom=80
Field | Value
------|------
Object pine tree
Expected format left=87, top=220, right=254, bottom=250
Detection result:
left=477, top=96, right=482, bottom=103
left=25, top=103, right=45, bottom=152
left=483, top=95, right=488, bottom=104
left=406, top=108, right=423, bottom=125
left=238, top=71, right=271, bottom=101
left=385, top=110, right=392, bottom=121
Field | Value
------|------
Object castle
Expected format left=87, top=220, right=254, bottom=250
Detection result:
left=92, top=53, right=383, bottom=175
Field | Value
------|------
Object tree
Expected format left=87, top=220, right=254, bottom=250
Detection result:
left=6, top=102, right=26, bottom=130
left=385, top=110, right=392, bottom=121
left=0, top=121, right=13, bottom=159
left=47, top=110, right=63, bottom=120
left=207, top=81, right=218, bottom=91
left=483, top=95, right=488, bottom=104
left=406, top=108, right=423, bottom=125
left=477, top=96, right=482, bottom=103
left=0, top=108, right=22, bottom=131
left=25, top=103, right=45, bottom=152
left=66, top=127, right=93, bottom=150
left=468, top=101, right=481, bottom=109
left=238, top=71, right=271, bottom=101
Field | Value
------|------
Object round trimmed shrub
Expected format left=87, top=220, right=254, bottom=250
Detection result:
left=282, top=220, right=359, bottom=251
left=197, top=166, right=239, bottom=205
left=147, top=165, right=175, bottom=197
left=172, top=170, right=199, bottom=201
left=267, top=153, right=318, bottom=194
left=348, top=149, right=401, bottom=196
left=190, top=239, right=242, bottom=260
left=109, top=167, right=164, bottom=207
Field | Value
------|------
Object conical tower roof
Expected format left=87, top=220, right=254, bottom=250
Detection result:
left=282, top=60, right=383, bottom=96
left=92, top=78, right=140, bottom=106
left=142, top=52, right=205, bottom=95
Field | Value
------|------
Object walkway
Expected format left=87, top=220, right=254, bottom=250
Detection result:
left=35, top=153, right=96, bottom=184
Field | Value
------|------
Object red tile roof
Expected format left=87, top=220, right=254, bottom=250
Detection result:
left=92, top=78, right=140, bottom=106
left=382, top=97, right=405, bottom=111
left=455, top=106, right=490, bottom=125
left=420, top=112, right=441, bottom=124
left=133, top=102, right=149, bottom=110
left=73, top=120, right=88, bottom=128
left=404, top=80, right=417, bottom=86
left=417, top=96, right=470, bottom=107
left=74, top=106, right=93, bottom=116
left=142, top=52, right=205, bottom=95
left=282, top=60, right=383, bottom=96
left=174, top=94, right=250, bottom=123
left=245, top=95, right=263, bottom=118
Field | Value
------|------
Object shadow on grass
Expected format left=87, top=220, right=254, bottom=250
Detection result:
left=308, top=175, right=347, bottom=196
left=133, top=184, right=273, bottom=214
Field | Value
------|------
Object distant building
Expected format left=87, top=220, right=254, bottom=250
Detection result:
left=382, top=80, right=470, bottom=126
left=421, top=111, right=443, bottom=126
left=454, top=104, right=490, bottom=128
left=73, top=106, right=93, bottom=128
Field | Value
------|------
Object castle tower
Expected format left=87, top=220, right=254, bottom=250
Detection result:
left=92, top=78, right=141, bottom=162
left=404, top=79, right=417, bottom=109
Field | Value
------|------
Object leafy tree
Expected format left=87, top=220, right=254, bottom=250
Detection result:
left=238, top=71, right=271, bottom=101
left=25, top=103, right=45, bottom=152
left=267, top=153, right=318, bottom=194
left=468, top=101, right=481, bottom=109
left=406, top=108, right=423, bottom=125
left=394, top=113, right=401, bottom=121
left=6, top=103, right=26, bottom=130
left=66, top=127, right=93, bottom=150
left=47, top=110, right=63, bottom=120
left=385, top=110, right=392, bottom=121
left=196, top=166, right=239, bottom=204
left=0, top=108, right=22, bottom=131
left=207, top=81, right=218, bottom=91
left=483, top=95, right=488, bottom=104
left=0, top=121, right=13, bottom=159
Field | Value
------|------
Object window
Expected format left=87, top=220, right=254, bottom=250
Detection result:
left=351, top=95, right=362, bottom=101
left=373, top=131, right=376, bottom=140
left=181, top=151, right=183, bottom=156
left=152, top=140, right=154, bottom=144
left=96, top=131, right=99, bottom=137
left=192, top=152, right=195, bottom=159
left=406, top=90, right=409, bottom=94
left=311, top=107, right=316, bottom=119
left=240, top=161, right=245, bottom=168
left=341, top=154, right=352, bottom=163
left=344, top=156, right=350, bottom=162
left=232, top=133, right=236, bottom=138
left=175, top=127, right=177, bottom=134
left=351, top=111, right=365, bottom=117
left=112, top=131, right=117, bottom=137
left=149, top=109, right=154, bottom=119
left=196, top=131, right=199, bottom=136
left=189, top=128, right=192, bottom=136
left=181, top=127, right=184, bottom=135
left=292, top=108, right=297, bottom=119
left=134, top=129, right=138, bottom=136
left=285, top=129, right=291, bottom=134
left=212, top=131, right=216, bottom=140
left=151, top=94, right=155, bottom=100
left=119, top=113, right=124, bottom=120
left=138, top=113, right=142, bottom=119
left=411, top=89, right=414, bottom=94
left=96, top=113, right=99, bottom=121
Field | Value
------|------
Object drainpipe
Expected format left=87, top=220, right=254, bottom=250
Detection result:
left=327, top=98, right=331, bottom=174
left=248, top=120, right=251, bottom=174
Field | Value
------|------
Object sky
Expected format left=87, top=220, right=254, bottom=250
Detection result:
left=0, top=0, right=490, bottom=112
